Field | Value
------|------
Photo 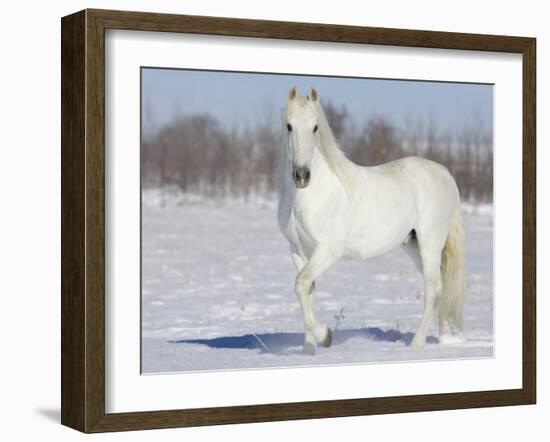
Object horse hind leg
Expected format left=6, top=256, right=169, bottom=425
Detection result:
left=405, top=233, right=466, bottom=346
left=410, top=232, right=446, bottom=349
left=401, top=230, right=422, bottom=273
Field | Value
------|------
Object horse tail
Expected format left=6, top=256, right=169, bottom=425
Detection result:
left=439, top=205, right=466, bottom=330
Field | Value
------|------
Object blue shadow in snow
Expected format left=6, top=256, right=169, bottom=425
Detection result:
left=170, top=327, right=438, bottom=354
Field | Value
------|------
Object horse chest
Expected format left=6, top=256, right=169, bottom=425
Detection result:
left=278, top=199, right=318, bottom=255
left=291, top=207, right=319, bottom=252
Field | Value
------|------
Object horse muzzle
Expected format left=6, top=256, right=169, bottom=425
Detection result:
left=292, top=166, right=311, bottom=188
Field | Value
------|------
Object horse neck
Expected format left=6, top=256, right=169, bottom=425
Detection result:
left=299, top=146, right=345, bottom=197
left=311, top=146, right=335, bottom=182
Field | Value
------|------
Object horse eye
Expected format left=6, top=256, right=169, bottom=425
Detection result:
left=313, top=124, right=318, bottom=133
left=286, top=123, right=292, bottom=132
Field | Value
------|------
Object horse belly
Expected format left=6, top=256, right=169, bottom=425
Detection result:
left=345, top=194, right=415, bottom=260
left=344, top=224, right=410, bottom=260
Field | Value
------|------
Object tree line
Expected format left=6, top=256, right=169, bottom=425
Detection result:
left=141, top=102, right=493, bottom=202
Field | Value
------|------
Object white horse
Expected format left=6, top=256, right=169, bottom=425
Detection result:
left=278, top=87, right=466, bottom=354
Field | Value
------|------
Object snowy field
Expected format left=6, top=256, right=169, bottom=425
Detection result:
left=141, top=190, right=494, bottom=374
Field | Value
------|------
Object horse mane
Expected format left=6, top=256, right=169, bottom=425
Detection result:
left=311, top=100, right=358, bottom=200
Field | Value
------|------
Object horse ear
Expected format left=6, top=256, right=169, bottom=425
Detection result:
left=309, top=88, right=319, bottom=102
left=288, top=87, right=297, bottom=102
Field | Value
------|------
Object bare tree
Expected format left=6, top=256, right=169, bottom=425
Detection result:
left=142, top=102, right=493, bottom=203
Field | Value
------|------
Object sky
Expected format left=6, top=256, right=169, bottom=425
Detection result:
left=141, top=67, right=493, bottom=135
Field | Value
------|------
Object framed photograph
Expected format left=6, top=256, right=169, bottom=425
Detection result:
left=61, top=9, right=536, bottom=433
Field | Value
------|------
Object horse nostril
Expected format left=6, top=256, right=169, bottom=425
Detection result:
left=293, top=167, right=310, bottom=185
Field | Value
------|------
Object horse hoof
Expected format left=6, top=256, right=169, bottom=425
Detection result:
left=320, top=328, right=332, bottom=348
left=439, top=334, right=466, bottom=345
left=409, top=338, right=425, bottom=349
left=303, top=341, right=316, bottom=355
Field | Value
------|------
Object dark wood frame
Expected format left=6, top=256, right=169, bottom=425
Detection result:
left=61, top=8, right=536, bottom=433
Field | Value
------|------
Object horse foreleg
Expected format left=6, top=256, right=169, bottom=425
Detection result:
left=292, top=250, right=316, bottom=349
left=291, top=249, right=306, bottom=272
left=294, top=244, right=340, bottom=354
left=291, top=249, right=317, bottom=292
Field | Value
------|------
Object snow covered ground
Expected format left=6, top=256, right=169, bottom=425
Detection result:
left=141, top=189, right=494, bottom=374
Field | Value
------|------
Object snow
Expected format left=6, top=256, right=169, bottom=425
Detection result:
left=141, top=190, right=493, bottom=373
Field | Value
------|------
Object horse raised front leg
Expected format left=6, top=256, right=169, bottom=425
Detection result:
left=294, top=244, right=340, bottom=355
